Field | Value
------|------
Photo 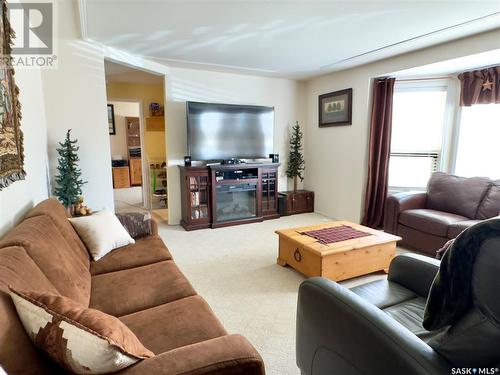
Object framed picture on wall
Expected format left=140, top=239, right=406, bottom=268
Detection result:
left=318, top=88, right=352, bottom=127
left=107, top=104, right=116, bottom=135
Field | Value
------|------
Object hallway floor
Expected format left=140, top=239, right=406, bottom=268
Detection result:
left=114, top=186, right=168, bottom=223
left=114, top=186, right=146, bottom=213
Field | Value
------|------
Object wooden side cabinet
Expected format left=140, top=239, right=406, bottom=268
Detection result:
left=112, top=167, right=130, bottom=189
left=129, top=157, right=142, bottom=186
left=278, top=190, right=314, bottom=216
left=261, top=167, right=279, bottom=219
left=179, top=166, right=212, bottom=231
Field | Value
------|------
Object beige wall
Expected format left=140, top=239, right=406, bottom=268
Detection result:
left=304, top=29, right=500, bottom=223
left=107, top=101, right=140, bottom=159
left=0, top=68, right=49, bottom=236
left=41, top=0, right=113, bottom=211
left=106, top=82, right=166, bottom=163
left=166, top=67, right=305, bottom=224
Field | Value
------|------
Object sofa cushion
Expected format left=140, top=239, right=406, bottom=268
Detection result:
left=90, top=260, right=196, bottom=317
left=24, top=198, right=90, bottom=269
left=0, top=216, right=91, bottom=306
left=447, top=220, right=481, bottom=239
left=383, top=297, right=442, bottom=342
left=350, top=279, right=417, bottom=309
left=0, top=247, right=62, bottom=374
left=90, top=236, right=172, bottom=276
left=119, top=295, right=227, bottom=354
left=116, top=334, right=264, bottom=375
left=476, top=181, right=500, bottom=220
left=10, top=288, right=154, bottom=374
left=427, top=172, right=491, bottom=219
left=397, top=225, right=449, bottom=256
left=399, top=209, right=467, bottom=237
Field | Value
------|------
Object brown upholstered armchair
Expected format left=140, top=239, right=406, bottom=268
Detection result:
left=384, top=172, right=500, bottom=256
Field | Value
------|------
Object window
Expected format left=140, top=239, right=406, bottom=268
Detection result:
left=388, top=83, right=449, bottom=190
left=388, top=77, right=498, bottom=192
left=454, top=104, right=500, bottom=179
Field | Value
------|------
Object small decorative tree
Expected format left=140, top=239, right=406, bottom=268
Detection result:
left=286, top=121, right=305, bottom=192
left=54, top=129, right=86, bottom=209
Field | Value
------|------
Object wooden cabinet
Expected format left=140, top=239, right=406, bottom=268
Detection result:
left=278, top=190, right=314, bottom=216
left=125, top=117, right=142, bottom=186
left=261, top=167, right=279, bottom=219
left=146, top=116, right=165, bottom=131
left=112, top=167, right=130, bottom=189
left=129, top=158, right=142, bottom=186
left=179, top=163, right=280, bottom=231
left=126, top=117, right=141, bottom=147
left=179, top=166, right=211, bottom=231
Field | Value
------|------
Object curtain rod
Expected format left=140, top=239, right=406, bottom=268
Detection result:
left=396, top=76, right=453, bottom=82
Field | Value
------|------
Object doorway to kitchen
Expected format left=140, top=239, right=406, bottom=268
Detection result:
left=105, top=60, right=168, bottom=222
left=108, top=100, right=144, bottom=212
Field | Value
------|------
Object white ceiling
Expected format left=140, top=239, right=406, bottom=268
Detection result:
left=104, top=60, right=164, bottom=84
left=83, top=1, right=500, bottom=79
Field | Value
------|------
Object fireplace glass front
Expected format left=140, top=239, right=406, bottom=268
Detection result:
left=215, top=182, right=257, bottom=222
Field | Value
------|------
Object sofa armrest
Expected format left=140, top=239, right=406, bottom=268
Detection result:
left=297, top=278, right=450, bottom=375
left=388, top=253, right=440, bottom=297
left=117, top=334, right=264, bottom=375
left=383, top=192, right=427, bottom=234
left=116, top=212, right=156, bottom=239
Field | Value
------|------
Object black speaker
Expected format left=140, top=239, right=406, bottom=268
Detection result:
left=184, top=156, right=192, bottom=166
left=269, top=154, right=279, bottom=163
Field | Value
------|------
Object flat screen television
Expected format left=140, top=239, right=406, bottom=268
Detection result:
left=187, top=101, right=274, bottom=161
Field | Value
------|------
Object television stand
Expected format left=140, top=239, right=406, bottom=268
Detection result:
left=179, top=162, right=280, bottom=230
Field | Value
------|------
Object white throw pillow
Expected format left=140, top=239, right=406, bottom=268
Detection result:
left=69, top=209, right=135, bottom=260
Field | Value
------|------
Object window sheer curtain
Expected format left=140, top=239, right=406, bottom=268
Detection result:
left=361, top=77, right=395, bottom=229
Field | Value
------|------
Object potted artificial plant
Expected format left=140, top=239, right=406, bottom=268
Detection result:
left=54, top=129, right=87, bottom=215
left=286, top=121, right=305, bottom=192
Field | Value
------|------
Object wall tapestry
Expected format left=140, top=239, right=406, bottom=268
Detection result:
left=0, top=0, right=24, bottom=190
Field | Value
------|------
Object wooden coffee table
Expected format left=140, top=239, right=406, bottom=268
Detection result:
left=275, top=221, right=401, bottom=281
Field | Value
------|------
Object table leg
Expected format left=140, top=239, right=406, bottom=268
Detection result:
left=277, top=257, right=287, bottom=267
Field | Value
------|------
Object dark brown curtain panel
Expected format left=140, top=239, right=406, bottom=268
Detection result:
left=458, top=66, right=500, bottom=106
left=361, top=77, right=395, bottom=228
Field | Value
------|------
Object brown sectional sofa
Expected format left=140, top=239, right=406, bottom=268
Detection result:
left=384, top=172, right=500, bottom=256
left=0, top=199, right=265, bottom=374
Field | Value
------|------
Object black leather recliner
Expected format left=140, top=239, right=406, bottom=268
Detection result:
left=296, top=239, right=500, bottom=375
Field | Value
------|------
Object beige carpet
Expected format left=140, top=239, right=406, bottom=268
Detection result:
left=157, top=213, right=392, bottom=375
